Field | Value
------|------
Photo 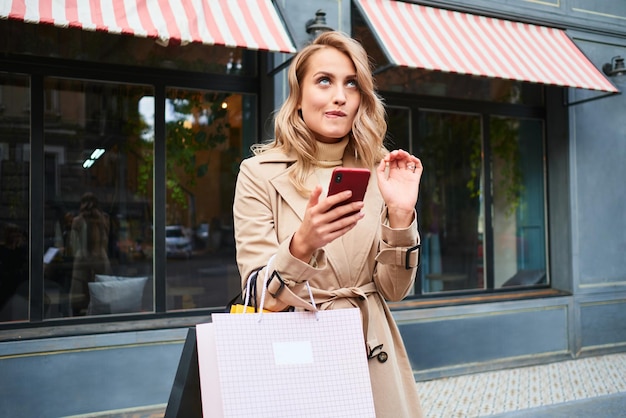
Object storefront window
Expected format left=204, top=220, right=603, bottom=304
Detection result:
left=412, top=111, right=547, bottom=294
left=161, top=88, right=254, bottom=311
left=1, top=14, right=263, bottom=330
left=42, top=78, right=155, bottom=318
left=0, top=73, right=30, bottom=323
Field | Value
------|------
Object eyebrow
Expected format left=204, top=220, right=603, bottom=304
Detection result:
left=312, top=71, right=357, bottom=79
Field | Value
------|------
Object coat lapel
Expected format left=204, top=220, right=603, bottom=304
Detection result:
left=253, top=150, right=308, bottom=222
left=270, top=170, right=312, bottom=222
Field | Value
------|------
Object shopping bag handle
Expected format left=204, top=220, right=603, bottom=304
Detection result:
left=256, top=255, right=319, bottom=322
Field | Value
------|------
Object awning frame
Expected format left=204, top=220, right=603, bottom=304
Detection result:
left=565, top=90, right=621, bottom=107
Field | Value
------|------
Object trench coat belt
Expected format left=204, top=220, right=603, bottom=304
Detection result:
left=318, top=282, right=379, bottom=352
left=268, top=278, right=380, bottom=352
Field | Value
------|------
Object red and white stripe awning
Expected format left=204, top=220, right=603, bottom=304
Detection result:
left=0, top=0, right=296, bottom=53
left=355, top=0, right=618, bottom=92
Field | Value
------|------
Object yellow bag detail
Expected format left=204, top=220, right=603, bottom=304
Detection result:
left=229, top=304, right=271, bottom=314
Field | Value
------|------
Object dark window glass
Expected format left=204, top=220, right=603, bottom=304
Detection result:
left=416, top=111, right=485, bottom=293
left=0, top=73, right=30, bottom=323
left=42, top=78, right=155, bottom=318
left=491, top=117, right=547, bottom=288
left=0, top=19, right=255, bottom=76
left=377, top=67, right=543, bottom=105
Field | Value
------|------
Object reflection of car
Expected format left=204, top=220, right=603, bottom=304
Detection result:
left=165, top=225, right=192, bottom=258
left=195, top=223, right=209, bottom=248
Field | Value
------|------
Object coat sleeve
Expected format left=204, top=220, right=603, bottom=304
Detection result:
left=233, top=158, right=325, bottom=311
left=373, top=207, right=421, bottom=301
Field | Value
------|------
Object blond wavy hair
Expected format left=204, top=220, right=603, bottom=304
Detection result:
left=252, top=31, right=387, bottom=196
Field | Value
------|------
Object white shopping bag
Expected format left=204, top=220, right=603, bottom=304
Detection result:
left=196, top=308, right=375, bottom=418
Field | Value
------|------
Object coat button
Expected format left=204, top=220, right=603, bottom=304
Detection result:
left=377, top=351, right=388, bottom=363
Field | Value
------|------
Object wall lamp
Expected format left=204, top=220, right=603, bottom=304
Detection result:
left=602, top=56, right=626, bottom=77
left=305, top=9, right=334, bottom=40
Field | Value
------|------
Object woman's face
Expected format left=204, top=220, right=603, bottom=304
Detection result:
left=298, top=47, right=360, bottom=144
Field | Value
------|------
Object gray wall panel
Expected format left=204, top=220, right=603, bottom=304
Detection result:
left=400, top=307, right=569, bottom=371
left=580, top=299, right=626, bottom=349
left=568, top=35, right=626, bottom=288
left=0, top=341, right=182, bottom=417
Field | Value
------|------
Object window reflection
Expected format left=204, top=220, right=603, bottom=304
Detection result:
left=491, top=117, right=547, bottom=288
left=42, top=78, right=154, bottom=318
left=416, top=112, right=547, bottom=294
left=417, top=111, right=484, bottom=293
left=0, top=73, right=30, bottom=323
left=163, top=88, right=252, bottom=311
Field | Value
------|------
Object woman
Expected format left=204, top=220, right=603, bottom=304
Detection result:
left=69, top=192, right=112, bottom=315
left=233, top=31, right=424, bottom=417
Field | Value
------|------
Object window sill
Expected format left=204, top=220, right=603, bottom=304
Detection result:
left=0, top=289, right=571, bottom=343
left=389, top=288, right=570, bottom=311
left=0, top=312, right=214, bottom=343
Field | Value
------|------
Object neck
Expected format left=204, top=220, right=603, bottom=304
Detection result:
left=315, top=137, right=349, bottom=167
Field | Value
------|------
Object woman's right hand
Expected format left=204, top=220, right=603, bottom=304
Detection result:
left=289, top=185, right=365, bottom=262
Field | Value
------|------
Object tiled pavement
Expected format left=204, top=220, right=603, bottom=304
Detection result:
left=417, top=352, right=626, bottom=417
left=65, top=352, right=626, bottom=418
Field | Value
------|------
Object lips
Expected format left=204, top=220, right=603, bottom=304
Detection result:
left=325, top=110, right=347, bottom=117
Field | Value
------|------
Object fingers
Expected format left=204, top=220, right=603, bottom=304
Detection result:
left=307, top=185, right=323, bottom=209
left=382, top=149, right=423, bottom=174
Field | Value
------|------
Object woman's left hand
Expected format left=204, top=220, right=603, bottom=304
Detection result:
left=376, top=149, right=423, bottom=228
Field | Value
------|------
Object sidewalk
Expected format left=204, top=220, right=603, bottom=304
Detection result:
left=69, top=352, right=626, bottom=418
left=488, top=392, right=626, bottom=417
left=415, top=352, right=626, bottom=417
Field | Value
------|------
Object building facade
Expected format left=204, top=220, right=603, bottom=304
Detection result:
left=0, top=0, right=625, bottom=416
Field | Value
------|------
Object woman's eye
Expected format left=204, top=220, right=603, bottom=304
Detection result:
left=317, top=77, right=331, bottom=85
left=346, top=79, right=358, bottom=88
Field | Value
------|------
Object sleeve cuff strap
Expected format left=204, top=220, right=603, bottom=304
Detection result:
left=375, top=244, right=421, bottom=270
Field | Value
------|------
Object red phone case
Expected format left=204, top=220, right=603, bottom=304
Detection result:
left=327, top=168, right=370, bottom=209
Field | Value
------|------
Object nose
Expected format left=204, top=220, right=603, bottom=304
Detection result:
left=333, top=86, right=347, bottom=105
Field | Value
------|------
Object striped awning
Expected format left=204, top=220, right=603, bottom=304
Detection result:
left=355, top=0, right=618, bottom=92
left=0, top=0, right=296, bottom=53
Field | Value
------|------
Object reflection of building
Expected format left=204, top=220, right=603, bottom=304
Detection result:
left=1, top=1, right=625, bottom=416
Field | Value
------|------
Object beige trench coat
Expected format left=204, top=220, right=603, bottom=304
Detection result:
left=233, top=148, right=423, bottom=418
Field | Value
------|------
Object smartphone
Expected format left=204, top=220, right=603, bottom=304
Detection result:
left=327, top=167, right=370, bottom=215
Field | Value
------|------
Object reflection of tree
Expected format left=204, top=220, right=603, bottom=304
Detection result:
left=429, top=116, right=521, bottom=217
left=137, top=91, right=230, bottom=214
left=419, top=113, right=481, bottom=234
left=489, top=118, right=523, bottom=216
